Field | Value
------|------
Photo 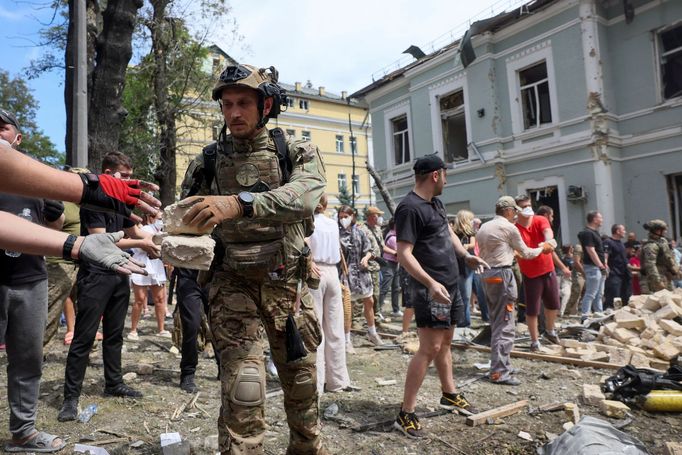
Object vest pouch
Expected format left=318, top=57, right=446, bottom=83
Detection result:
left=223, top=240, right=284, bottom=278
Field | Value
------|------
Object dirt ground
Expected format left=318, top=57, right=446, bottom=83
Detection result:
left=0, top=310, right=680, bottom=455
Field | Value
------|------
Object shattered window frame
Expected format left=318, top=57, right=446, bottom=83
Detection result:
left=659, top=24, right=682, bottom=100
left=518, top=61, right=553, bottom=130
left=391, top=115, right=410, bottom=165
left=439, top=90, right=469, bottom=163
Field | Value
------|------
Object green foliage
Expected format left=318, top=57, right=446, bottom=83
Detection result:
left=0, top=70, right=63, bottom=165
left=338, top=185, right=352, bottom=207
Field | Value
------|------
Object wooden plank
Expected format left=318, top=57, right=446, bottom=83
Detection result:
left=466, top=400, right=529, bottom=427
left=451, top=343, right=622, bottom=370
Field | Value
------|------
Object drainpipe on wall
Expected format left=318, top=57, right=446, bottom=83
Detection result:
left=580, top=0, right=616, bottom=229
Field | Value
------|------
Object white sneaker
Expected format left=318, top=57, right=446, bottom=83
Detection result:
left=126, top=331, right=139, bottom=341
left=392, top=310, right=404, bottom=317
left=346, top=341, right=357, bottom=355
left=368, top=332, right=384, bottom=346
left=375, top=313, right=386, bottom=323
left=156, top=330, right=172, bottom=338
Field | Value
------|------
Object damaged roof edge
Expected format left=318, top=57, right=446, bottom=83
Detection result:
left=350, top=0, right=561, bottom=100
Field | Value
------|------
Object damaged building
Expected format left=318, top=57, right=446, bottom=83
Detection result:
left=352, top=0, right=682, bottom=244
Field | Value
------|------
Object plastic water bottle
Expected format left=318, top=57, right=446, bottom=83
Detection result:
left=5, top=208, right=32, bottom=257
left=78, top=403, right=98, bottom=423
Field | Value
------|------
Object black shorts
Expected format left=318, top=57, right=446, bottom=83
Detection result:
left=406, top=278, right=465, bottom=329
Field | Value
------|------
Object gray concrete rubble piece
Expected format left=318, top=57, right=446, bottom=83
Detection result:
left=161, top=235, right=215, bottom=271
left=164, top=202, right=214, bottom=236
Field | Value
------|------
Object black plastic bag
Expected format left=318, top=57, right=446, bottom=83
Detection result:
left=286, top=314, right=307, bottom=362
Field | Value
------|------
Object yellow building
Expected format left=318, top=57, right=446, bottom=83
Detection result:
left=176, top=47, right=374, bottom=211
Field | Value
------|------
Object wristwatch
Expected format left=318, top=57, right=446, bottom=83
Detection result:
left=238, top=191, right=255, bottom=218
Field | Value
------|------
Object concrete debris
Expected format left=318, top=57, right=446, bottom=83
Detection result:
left=517, top=430, right=533, bottom=441
left=161, top=235, right=216, bottom=271
left=122, top=372, right=137, bottom=382
left=600, top=399, right=631, bottom=418
left=582, top=384, right=605, bottom=406
left=163, top=203, right=213, bottom=236
left=663, top=442, right=682, bottom=455
left=374, top=378, right=397, bottom=386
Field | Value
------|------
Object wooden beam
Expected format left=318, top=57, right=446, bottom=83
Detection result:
left=466, top=400, right=529, bottom=427
left=451, top=343, right=622, bottom=370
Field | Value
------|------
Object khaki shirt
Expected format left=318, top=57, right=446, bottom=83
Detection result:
left=476, top=215, right=543, bottom=267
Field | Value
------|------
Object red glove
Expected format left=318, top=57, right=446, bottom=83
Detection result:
left=80, top=173, right=160, bottom=221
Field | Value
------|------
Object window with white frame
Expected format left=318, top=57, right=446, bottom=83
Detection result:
left=302, top=131, right=311, bottom=141
left=391, top=115, right=410, bottom=165
left=286, top=97, right=295, bottom=108
left=519, top=61, right=552, bottom=130
left=350, top=137, right=357, bottom=155
left=352, top=175, right=360, bottom=194
left=659, top=24, right=682, bottom=100
left=299, top=99, right=309, bottom=110
left=335, top=135, right=345, bottom=153
left=439, top=90, right=468, bottom=162
left=337, top=173, right=347, bottom=191
left=286, top=129, right=295, bottom=138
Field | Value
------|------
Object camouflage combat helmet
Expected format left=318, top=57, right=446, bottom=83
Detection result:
left=212, top=64, right=287, bottom=128
left=643, top=219, right=668, bottom=232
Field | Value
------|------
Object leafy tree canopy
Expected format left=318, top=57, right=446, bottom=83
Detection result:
left=0, top=70, right=63, bottom=165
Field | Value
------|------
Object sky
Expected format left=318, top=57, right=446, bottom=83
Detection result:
left=0, top=0, right=510, bottom=153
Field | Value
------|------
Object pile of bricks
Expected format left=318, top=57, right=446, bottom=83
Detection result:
left=542, top=289, right=682, bottom=370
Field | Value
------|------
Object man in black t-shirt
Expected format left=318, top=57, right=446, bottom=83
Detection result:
left=393, top=155, right=488, bottom=439
left=577, top=210, right=607, bottom=322
left=603, top=224, right=631, bottom=309
left=0, top=109, right=69, bottom=452
left=58, top=152, right=160, bottom=422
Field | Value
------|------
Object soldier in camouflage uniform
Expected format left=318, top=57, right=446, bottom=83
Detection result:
left=179, top=64, right=327, bottom=455
left=641, top=219, right=680, bottom=294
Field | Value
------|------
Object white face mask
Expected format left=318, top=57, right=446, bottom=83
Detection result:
left=0, top=138, right=10, bottom=148
left=520, top=207, right=534, bottom=217
left=340, top=218, right=352, bottom=229
left=377, top=216, right=384, bottom=226
left=154, top=219, right=164, bottom=230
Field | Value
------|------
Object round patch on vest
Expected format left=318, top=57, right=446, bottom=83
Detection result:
left=236, top=163, right=260, bottom=187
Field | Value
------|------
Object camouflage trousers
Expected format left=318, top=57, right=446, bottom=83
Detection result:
left=209, top=270, right=323, bottom=455
left=641, top=275, right=673, bottom=294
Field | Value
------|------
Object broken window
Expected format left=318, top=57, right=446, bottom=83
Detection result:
left=336, top=135, right=345, bottom=153
left=391, top=115, right=410, bottom=165
left=302, top=131, right=311, bottom=141
left=439, top=90, right=468, bottom=162
left=337, top=173, right=347, bottom=191
left=519, top=61, right=552, bottom=130
left=660, top=24, right=682, bottom=99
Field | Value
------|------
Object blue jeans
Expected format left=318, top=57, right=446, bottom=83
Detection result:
left=581, top=264, right=605, bottom=316
left=379, top=261, right=401, bottom=313
left=472, top=273, right=489, bottom=322
left=458, top=267, right=474, bottom=327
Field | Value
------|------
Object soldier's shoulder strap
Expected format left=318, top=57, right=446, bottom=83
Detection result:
left=201, top=141, right=218, bottom=192
left=269, top=127, right=292, bottom=183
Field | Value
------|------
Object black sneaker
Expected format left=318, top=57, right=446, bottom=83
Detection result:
left=394, top=409, right=423, bottom=438
left=440, top=392, right=478, bottom=414
left=180, top=375, right=198, bottom=394
left=58, top=397, right=79, bottom=422
left=104, top=383, right=143, bottom=398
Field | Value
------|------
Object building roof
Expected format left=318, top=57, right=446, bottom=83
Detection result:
left=350, top=0, right=560, bottom=100
left=280, top=82, right=367, bottom=108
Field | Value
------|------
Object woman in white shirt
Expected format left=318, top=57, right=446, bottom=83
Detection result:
left=128, top=212, right=169, bottom=340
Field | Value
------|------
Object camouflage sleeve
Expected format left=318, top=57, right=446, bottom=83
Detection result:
left=252, top=139, right=326, bottom=222
left=180, top=153, right=209, bottom=199
left=360, top=224, right=381, bottom=257
left=660, top=243, right=680, bottom=275
left=642, top=243, right=662, bottom=283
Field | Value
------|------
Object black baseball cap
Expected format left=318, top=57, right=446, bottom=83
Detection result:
left=0, top=108, right=19, bottom=130
left=413, top=154, right=446, bottom=175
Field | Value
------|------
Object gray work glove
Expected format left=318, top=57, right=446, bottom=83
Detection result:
left=79, top=231, right=147, bottom=275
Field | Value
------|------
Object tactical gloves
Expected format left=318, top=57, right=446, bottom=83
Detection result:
left=179, top=195, right=243, bottom=233
left=79, top=173, right=161, bottom=221
left=77, top=231, right=147, bottom=275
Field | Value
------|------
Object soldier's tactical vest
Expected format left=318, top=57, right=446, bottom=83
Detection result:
left=214, top=132, right=286, bottom=276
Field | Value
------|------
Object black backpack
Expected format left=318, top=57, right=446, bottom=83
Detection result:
left=603, top=364, right=682, bottom=400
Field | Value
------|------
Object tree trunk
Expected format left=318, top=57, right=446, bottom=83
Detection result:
left=366, top=161, right=396, bottom=215
left=150, top=0, right=177, bottom=206
left=87, top=0, right=143, bottom=169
